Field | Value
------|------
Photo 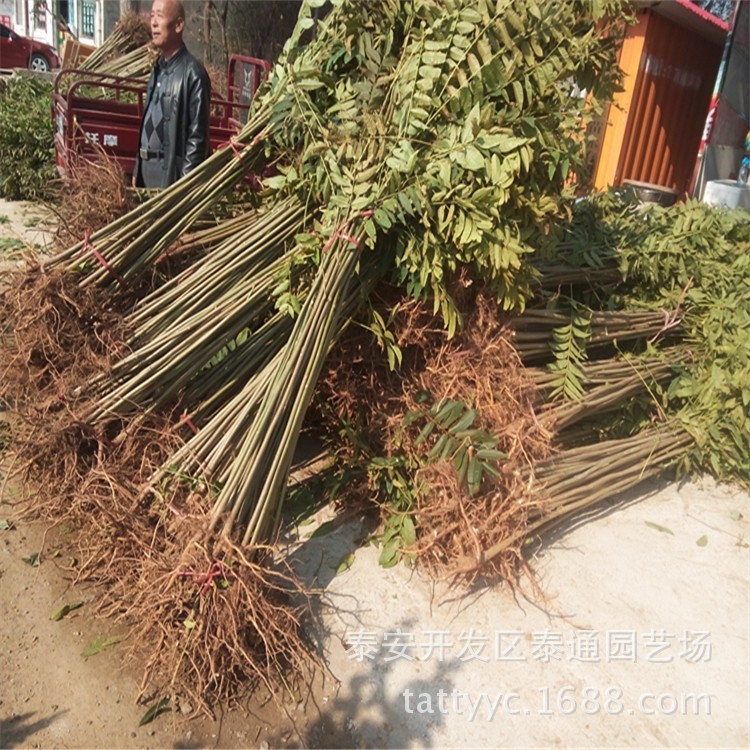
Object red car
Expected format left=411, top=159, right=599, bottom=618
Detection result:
left=0, top=22, right=59, bottom=72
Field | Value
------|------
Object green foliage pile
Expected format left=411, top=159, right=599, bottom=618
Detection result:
left=312, top=195, right=750, bottom=577
left=265, top=0, right=625, bottom=331
left=0, top=76, right=56, bottom=200
left=558, top=194, right=750, bottom=484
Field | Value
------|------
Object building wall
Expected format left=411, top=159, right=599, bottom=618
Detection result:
left=10, top=0, right=104, bottom=47
left=617, top=11, right=723, bottom=192
left=56, top=0, right=100, bottom=44
left=594, top=8, right=724, bottom=194
left=101, top=0, right=124, bottom=37
left=14, top=0, right=56, bottom=44
left=0, top=0, right=13, bottom=27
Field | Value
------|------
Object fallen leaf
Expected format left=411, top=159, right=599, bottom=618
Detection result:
left=82, top=635, right=123, bottom=657
left=696, top=535, right=708, bottom=547
left=730, top=509, right=744, bottom=522
left=22, top=552, right=40, bottom=566
left=335, top=551, right=355, bottom=575
left=139, top=697, right=171, bottom=726
left=51, top=601, right=83, bottom=621
left=645, top=521, right=674, bottom=536
left=0, top=519, right=12, bottom=530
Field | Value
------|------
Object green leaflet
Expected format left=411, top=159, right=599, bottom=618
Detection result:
left=409, top=398, right=506, bottom=496
left=139, top=698, right=171, bottom=726
left=546, top=306, right=592, bottom=402
left=81, top=635, right=123, bottom=657
left=549, top=192, right=750, bottom=487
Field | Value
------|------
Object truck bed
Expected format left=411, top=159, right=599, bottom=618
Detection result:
left=54, top=55, right=270, bottom=178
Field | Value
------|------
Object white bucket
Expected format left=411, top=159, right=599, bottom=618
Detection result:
left=702, top=179, right=750, bottom=211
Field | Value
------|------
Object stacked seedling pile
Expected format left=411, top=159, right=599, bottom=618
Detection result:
left=78, top=12, right=153, bottom=77
left=313, top=192, right=749, bottom=579
left=1, top=0, right=626, bottom=706
left=4, top=0, right=748, bottom=713
left=55, top=0, right=624, bottom=547
left=88, top=44, right=156, bottom=80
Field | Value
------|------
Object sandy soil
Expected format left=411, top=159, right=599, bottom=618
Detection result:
left=290, top=476, right=750, bottom=749
left=0, top=199, right=56, bottom=274
left=1, top=198, right=748, bottom=749
left=0, top=485, right=317, bottom=750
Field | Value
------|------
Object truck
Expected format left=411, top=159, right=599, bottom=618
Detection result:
left=53, top=54, right=270, bottom=178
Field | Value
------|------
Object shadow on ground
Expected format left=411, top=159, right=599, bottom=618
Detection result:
left=0, top=710, right=69, bottom=749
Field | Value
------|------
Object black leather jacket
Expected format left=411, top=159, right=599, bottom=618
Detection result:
left=135, top=46, right=211, bottom=187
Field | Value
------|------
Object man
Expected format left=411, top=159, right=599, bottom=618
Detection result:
left=134, top=0, right=211, bottom=188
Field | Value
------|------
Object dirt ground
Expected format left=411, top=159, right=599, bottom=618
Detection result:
left=1, top=199, right=749, bottom=749
left=0, top=498, right=308, bottom=750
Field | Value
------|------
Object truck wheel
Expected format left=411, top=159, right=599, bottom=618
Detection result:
left=29, top=53, right=50, bottom=72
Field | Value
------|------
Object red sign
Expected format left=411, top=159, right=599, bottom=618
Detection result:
left=0, top=15, right=12, bottom=26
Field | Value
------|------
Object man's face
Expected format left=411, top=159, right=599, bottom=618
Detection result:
left=150, top=0, right=183, bottom=51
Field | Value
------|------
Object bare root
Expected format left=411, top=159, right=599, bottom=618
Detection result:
left=315, top=289, right=553, bottom=582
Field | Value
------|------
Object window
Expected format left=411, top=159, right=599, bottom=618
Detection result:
left=33, top=0, right=46, bottom=29
left=81, top=0, right=95, bottom=38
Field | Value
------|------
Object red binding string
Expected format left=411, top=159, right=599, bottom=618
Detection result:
left=82, top=231, right=128, bottom=290
left=323, top=209, right=375, bottom=253
left=175, top=561, right=227, bottom=595
left=648, top=278, right=692, bottom=344
left=57, top=392, right=82, bottom=423
left=177, top=411, right=199, bottom=435
left=105, top=331, right=125, bottom=358
left=228, top=137, right=244, bottom=161
left=227, top=129, right=265, bottom=162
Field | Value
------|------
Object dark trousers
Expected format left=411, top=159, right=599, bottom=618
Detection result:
left=140, top=158, right=168, bottom=189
